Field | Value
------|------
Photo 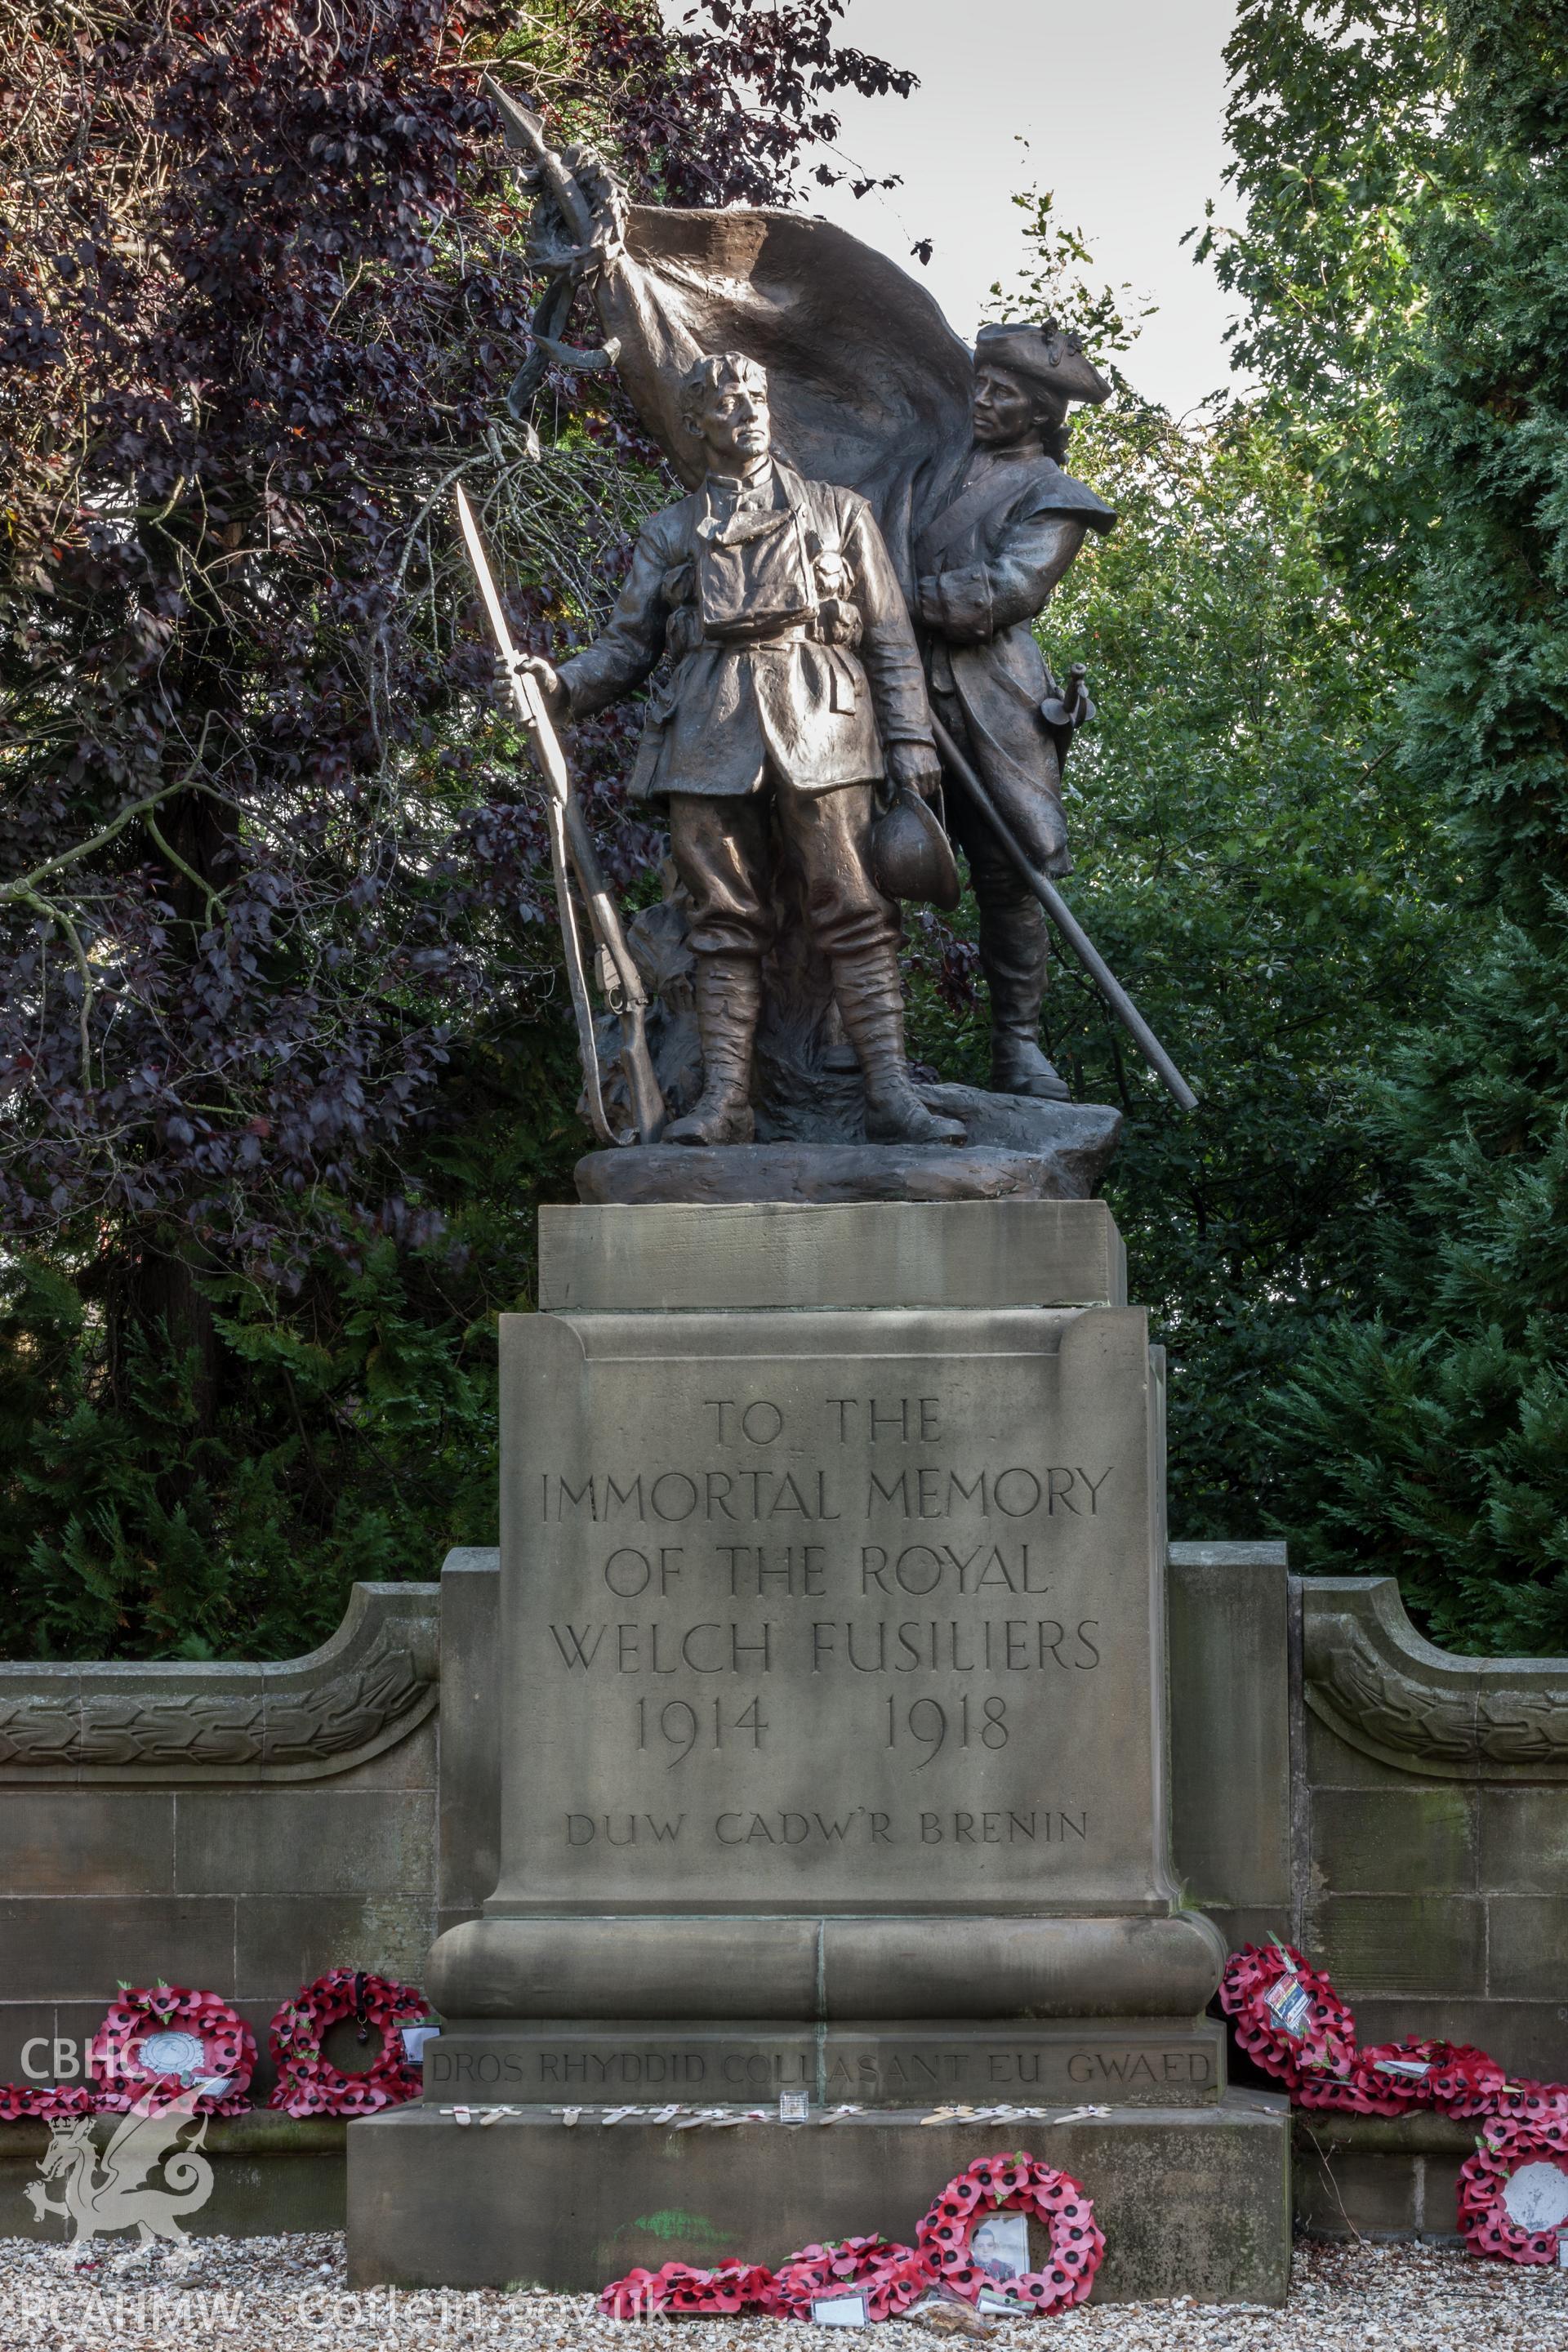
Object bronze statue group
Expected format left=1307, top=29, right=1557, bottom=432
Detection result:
left=473, top=87, right=1189, bottom=1152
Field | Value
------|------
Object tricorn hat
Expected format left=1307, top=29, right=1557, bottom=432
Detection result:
left=973, top=319, right=1111, bottom=415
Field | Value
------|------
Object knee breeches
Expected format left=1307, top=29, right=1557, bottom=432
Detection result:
left=667, top=774, right=899, bottom=961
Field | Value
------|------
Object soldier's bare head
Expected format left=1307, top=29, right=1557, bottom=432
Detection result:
left=680, top=353, right=772, bottom=478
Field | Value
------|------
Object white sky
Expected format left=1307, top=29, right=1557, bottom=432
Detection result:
left=797, top=0, right=1244, bottom=417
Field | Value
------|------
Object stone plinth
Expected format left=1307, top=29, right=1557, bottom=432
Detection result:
left=347, top=2100, right=1291, bottom=2302
left=350, top=1198, right=1285, bottom=2298
left=434, top=1247, right=1218, bottom=1994
left=538, top=1197, right=1127, bottom=1314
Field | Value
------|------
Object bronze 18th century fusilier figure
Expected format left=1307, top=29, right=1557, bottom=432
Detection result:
left=520, top=351, right=964, bottom=1151
left=916, top=321, right=1115, bottom=1100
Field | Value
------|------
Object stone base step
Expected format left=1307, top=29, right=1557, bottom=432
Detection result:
left=346, top=2094, right=1291, bottom=2302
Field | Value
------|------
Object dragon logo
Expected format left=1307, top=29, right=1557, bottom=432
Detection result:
left=24, top=2087, right=215, bottom=2246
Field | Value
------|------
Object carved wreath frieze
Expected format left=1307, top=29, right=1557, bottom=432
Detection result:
left=1303, top=1577, right=1568, bottom=1780
left=0, top=1584, right=439, bottom=1781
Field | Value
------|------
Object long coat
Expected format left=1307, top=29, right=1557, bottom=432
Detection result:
left=914, top=450, right=1115, bottom=877
left=556, top=461, right=933, bottom=800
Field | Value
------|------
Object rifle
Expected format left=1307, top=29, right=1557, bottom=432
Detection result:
left=454, top=484, right=666, bottom=1147
left=929, top=711, right=1199, bottom=1114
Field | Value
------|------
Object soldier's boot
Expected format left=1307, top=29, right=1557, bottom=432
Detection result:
left=834, top=945, right=967, bottom=1147
left=982, top=900, right=1071, bottom=1102
left=666, top=953, right=759, bottom=1146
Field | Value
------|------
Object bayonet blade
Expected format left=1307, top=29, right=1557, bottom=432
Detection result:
left=455, top=483, right=568, bottom=805
left=455, top=482, right=522, bottom=679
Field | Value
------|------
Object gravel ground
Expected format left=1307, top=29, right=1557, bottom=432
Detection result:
left=1, top=2236, right=1567, bottom=2352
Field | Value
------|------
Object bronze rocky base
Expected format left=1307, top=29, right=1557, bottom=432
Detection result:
left=578, top=1087, right=1120, bottom=1205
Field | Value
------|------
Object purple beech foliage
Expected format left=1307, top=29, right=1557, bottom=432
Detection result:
left=0, top=0, right=915, bottom=1282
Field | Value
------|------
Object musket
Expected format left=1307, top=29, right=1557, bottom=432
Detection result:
left=929, top=711, right=1199, bottom=1114
left=454, top=484, right=665, bottom=1146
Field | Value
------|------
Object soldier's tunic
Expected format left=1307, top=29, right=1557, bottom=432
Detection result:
left=558, top=461, right=933, bottom=961
left=915, top=446, right=1116, bottom=884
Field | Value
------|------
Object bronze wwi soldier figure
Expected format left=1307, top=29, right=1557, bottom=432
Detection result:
left=521, top=352, right=963, bottom=1149
left=915, top=321, right=1115, bottom=1100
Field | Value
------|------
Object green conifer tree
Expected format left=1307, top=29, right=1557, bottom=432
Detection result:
left=1265, top=2, right=1568, bottom=1651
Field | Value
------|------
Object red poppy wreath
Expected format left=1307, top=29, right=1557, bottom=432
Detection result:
left=1459, top=2113, right=1568, bottom=2265
left=916, top=2152, right=1104, bottom=2312
left=267, top=1968, right=427, bottom=2118
left=768, top=2236, right=935, bottom=2321
left=90, top=1985, right=256, bottom=2115
left=598, top=2261, right=777, bottom=2319
left=1218, top=1941, right=1357, bottom=2094
left=1423, top=2042, right=1513, bottom=2118
left=0, top=2083, right=96, bottom=2123
left=1290, top=2036, right=1492, bottom=2118
left=1495, top=2078, right=1568, bottom=2125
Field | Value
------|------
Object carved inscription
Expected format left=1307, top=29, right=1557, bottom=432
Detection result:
left=427, top=2037, right=1216, bottom=2103
left=532, top=1385, right=1117, bottom=1869
left=428, top=2045, right=812, bottom=2092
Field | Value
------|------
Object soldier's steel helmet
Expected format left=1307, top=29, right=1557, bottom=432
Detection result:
left=974, top=319, right=1111, bottom=416
left=872, top=785, right=962, bottom=911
